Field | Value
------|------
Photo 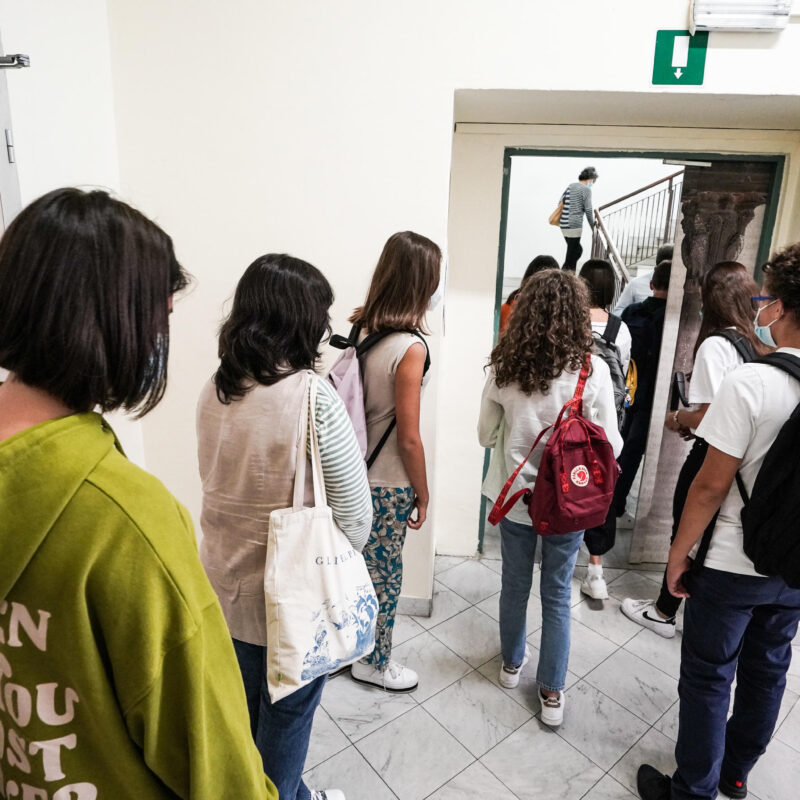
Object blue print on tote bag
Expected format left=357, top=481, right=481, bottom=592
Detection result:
left=301, top=584, right=379, bottom=678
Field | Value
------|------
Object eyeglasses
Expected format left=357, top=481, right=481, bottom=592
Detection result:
left=751, top=295, right=775, bottom=302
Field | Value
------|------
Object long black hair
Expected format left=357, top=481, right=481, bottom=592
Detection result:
left=214, top=254, right=333, bottom=403
left=0, top=187, right=189, bottom=417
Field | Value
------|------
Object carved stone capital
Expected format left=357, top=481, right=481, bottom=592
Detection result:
left=680, top=191, right=766, bottom=279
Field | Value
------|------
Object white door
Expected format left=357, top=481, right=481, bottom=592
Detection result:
left=0, top=35, right=23, bottom=382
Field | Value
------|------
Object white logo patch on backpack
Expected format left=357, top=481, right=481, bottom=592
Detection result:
left=570, top=464, right=590, bottom=488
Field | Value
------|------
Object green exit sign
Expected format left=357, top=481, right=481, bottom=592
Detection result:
left=652, top=30, right=709, bottom=85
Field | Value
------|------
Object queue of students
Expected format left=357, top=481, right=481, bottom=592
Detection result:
left=1, top=186, right=799, bottom=800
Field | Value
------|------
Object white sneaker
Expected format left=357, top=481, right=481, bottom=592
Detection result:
left=617, top=512, right=636, bottom=530
left=350, top=659, right=419, bottom=692
left=580, top=565, right=609, bottom=600
left=499, top=645, right=531, bottom=689
left=311, top=791, right=345, bottom=800
left=621, top=598, right=676, bottom=639
left=539, top=688, right=565, bottom=727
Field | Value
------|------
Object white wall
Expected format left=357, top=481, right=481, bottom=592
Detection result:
left=22, top=0, right=795, bottom=601
left=0, top=0, right=145, bottom=465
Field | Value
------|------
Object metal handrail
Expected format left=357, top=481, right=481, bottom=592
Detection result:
left=593, top=174, right=683, bottom=272
left=598, top=170, right=684, bottom=213
left=593, top=211, right=631, bottom=284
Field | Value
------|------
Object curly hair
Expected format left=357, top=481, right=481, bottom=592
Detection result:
left=763, top=242, right=800, bottom=315
left=490, top=268, right=593, bottom=395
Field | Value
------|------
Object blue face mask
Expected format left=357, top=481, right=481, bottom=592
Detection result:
left=754, top=300, right=779, bottom=347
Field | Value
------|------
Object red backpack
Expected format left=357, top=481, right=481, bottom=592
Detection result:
left=488, top=357, right=620, bottom=536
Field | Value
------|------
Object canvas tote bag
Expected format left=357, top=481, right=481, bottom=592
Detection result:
left=265, top=375, right=378, bottom=702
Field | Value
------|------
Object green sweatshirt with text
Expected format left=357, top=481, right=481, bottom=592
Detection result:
left=0, top=413, right=279, bottom=800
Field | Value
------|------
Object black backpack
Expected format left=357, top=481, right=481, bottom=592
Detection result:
left=592, top=315, right=626, bottom=431
left=622, top=300, right=665, bottom=412
left=674, top=330, right=758, bottom=408
left=708, top=328, right=757, bottom=363
left=734, top=352, right=800, bottom=587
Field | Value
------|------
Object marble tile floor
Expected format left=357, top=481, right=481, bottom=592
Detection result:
left=304, top=553, right=800, bottom=800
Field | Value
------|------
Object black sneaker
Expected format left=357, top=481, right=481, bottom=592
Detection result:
left=636, top=764, right=671, bottom=800
left=719, top=773, right=748, bottom=799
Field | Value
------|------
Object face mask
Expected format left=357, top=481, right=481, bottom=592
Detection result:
left=429, top=258, right=447, bottom=311
left=429, top=283, right=443, bottom=311
left=754, top=300, right=779, bottom=347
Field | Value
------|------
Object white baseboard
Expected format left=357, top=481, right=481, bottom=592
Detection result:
left=397, top=595, right=432, bottom=617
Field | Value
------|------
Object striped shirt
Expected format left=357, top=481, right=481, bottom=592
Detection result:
left=559, top=182, right=595, bottom=234
left=314, top=378, right=373, bottom=548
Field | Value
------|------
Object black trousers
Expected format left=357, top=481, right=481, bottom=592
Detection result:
left=584, top=407, right=651, bottom=557
left=563, top=236, right=583, bottom=271
left=653, top=437, right=710, bottom=618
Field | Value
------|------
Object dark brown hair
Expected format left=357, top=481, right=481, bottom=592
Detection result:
left=763, top=242, right=800, bottom=316
left=651, top=259, right=672, bottom=291
left=490, top=269, right=593, bottom=395
left=579, top=258, right=617, bottom=309
left=507, top=254, right=559, bottom=305
left=0, top=187, right=188, bottom=416
left=350, top=231, right=441, bottom=333
left=214, top=254, right=334, bottom=403
left=696, top=261, right=767, bottom=357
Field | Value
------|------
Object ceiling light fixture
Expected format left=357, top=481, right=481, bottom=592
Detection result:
left=663, top=159, right=713, bottom=167
left=689, top=0, right=792, bottom=33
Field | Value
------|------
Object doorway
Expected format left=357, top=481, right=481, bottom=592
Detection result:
left=434, top=120, right=800, bottom=560
left=478, top=149, right=782, bottom=565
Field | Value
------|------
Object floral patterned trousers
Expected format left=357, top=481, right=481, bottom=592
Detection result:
left=362, top=487, right=415, bottom=670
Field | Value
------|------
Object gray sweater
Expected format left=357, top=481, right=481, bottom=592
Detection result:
left=559, top=182, right=594, bottom=233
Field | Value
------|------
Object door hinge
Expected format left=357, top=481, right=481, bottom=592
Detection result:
left=0, top=54, right=30, bottom=69
left=5, top=130, right=15, bottom=164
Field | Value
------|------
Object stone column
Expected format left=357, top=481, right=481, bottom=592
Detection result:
left=630, top=173, right=769, bottom=563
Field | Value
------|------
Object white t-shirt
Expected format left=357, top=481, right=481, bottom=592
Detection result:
left=687, top=331, right=747, bottom=433
left=478, top=356, right=624, bottom=526
left=591, top=318, right=632, bottom=375
left=613, top=271, right=653, bottom=316
left=695, top=347, right=800, bottom=576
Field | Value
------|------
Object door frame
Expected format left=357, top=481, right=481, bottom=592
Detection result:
left=478, top=146, right=785, bottom=554
left=0, top=33, right=23, bottom=229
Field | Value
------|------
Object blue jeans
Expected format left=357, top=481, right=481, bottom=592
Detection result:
left=233, top=639, right=327, bottom=800
left=673, top=567, right=800, bottom=800
left=499, top=519, right=583, bottom=692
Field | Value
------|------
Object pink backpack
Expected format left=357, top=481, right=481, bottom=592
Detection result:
left=488, top=357, right=620, bottom=535
left=328, top=325, right=429, bottom=468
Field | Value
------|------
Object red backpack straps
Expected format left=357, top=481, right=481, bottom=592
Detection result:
left=554, top=355, right=591, bottom=426
left=487, top=424, right=552, bottom=525
left=488, top=354, right=592, bottom=526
